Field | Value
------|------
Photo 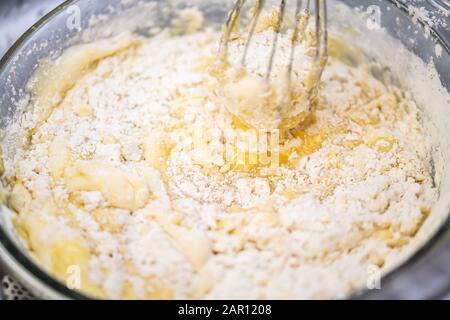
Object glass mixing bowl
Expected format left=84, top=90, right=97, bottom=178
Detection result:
left=0, top=0, right=449, bottom=299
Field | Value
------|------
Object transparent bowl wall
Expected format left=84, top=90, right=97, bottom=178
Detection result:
left=0, top=0, right=449, bottom=299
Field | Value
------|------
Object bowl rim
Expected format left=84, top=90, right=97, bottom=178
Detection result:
left=0, top=0, right=449, bottom=300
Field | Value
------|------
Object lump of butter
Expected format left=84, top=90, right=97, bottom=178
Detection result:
left=8, top=182, right=32, bottom=214
left=146, top=203, right=212, bottom=270
left=27, top=33, right=141, bottom=131
left=65, top=161, right=150, bottom=211
left=48, top=140, right=73, bottom=180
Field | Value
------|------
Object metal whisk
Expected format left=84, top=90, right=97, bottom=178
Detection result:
left=217, top=0, right=329, bottom=130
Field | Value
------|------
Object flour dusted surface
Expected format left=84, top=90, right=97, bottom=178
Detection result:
left=0, top=29, right=438, bottom=299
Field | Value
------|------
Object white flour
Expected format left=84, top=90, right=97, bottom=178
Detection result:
left=0, top=23, right=440, bottom=299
